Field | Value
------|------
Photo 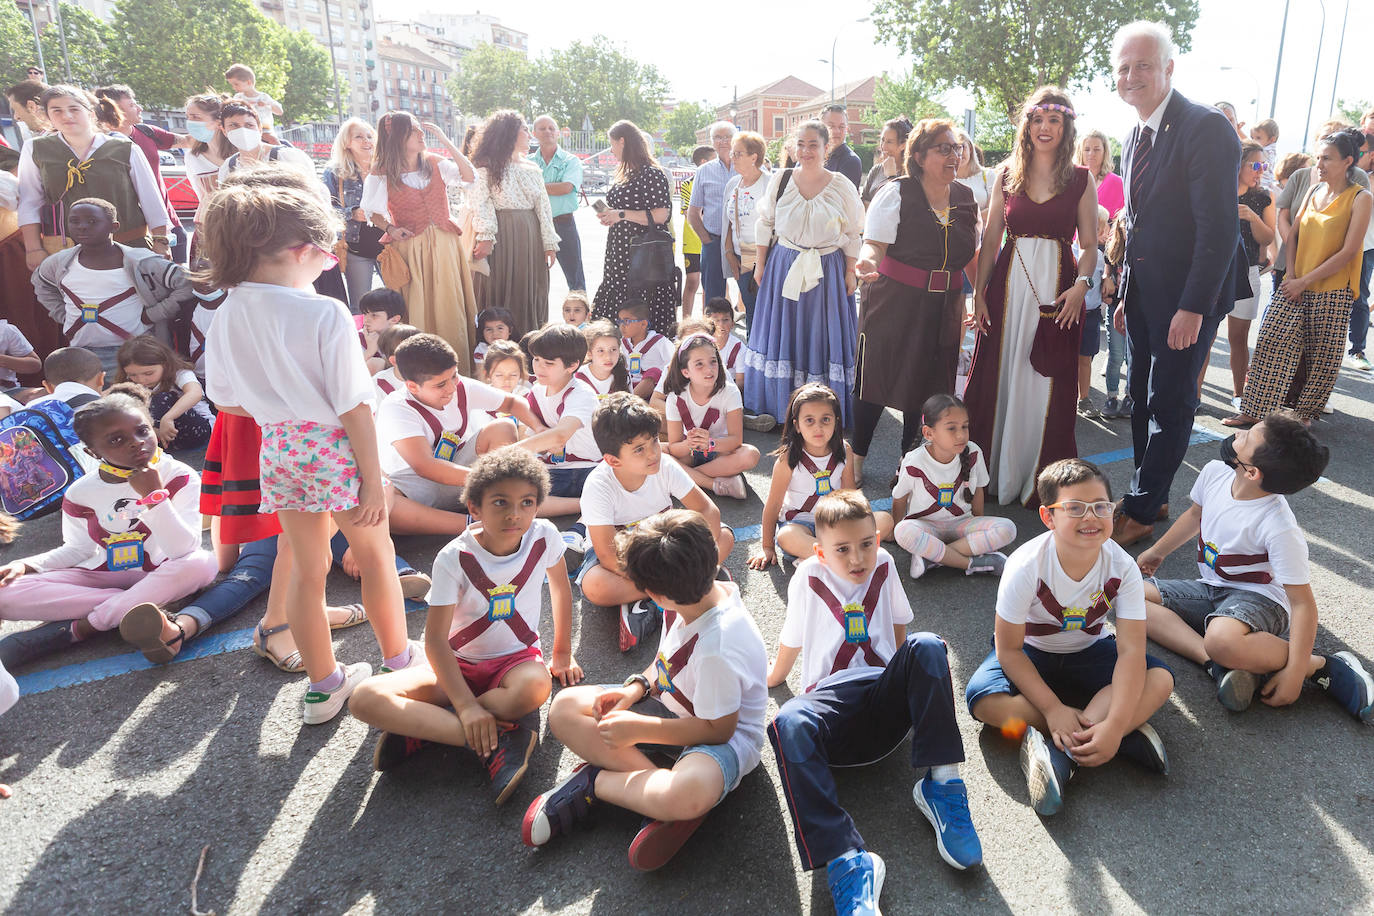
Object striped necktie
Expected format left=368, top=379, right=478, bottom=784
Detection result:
left=1130, top=126, right=1155, bottom=207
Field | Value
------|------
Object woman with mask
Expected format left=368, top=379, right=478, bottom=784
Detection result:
left=216, top=102, right=315, bottom=183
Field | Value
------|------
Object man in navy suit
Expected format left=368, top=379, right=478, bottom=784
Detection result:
left=1110, top=21, right=1244, bottom=547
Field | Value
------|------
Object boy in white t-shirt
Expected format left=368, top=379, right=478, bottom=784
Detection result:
left=573, top=392, right=736, bottom=652
left=517, top=324, right=603, bottom=517
left=1139, top=414, right=1372, bottom=721
left=359, top=288, right=408, bottom=374
left=349, top=447, right=583, bottom=805
left=225, top=63, right=282, bottom=132
left=187, top=285, right=229, bottom=381
left=768, top=492, right=982, bottom=914
left=522, top=509, right=768, bottom=872
left=702, top=298, right=776, bottom=432
left=370, top=324, right=420, bottom=409
left=617, top=300, right=674, bottom=399
left=966, top=459, right=1175, bottom=816
left=0, top=318, right=40, bottom=391
left=376, top=334, right=536, bottom=510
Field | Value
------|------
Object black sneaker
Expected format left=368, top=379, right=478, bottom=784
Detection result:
left=1020, top=726, right=1076, bottom=816
left=1117, top=723, right=1170, bottom=774
left=1120, top=395, right=1134, bottom=417
left=372, top=731, right=434, bottom=772
left=619, top=598, right=661, bottom=652
left=1310, top=652, right=1374, bottom=723
left=0, top=621, right=76, bottom=669
left=488, top=720, right=539, bottom=806
left=522, top=762, right=601, bottom=847
left=1206, top=661, right=1259, bottom=712
left=1102, top=396, right=1121, bottom=417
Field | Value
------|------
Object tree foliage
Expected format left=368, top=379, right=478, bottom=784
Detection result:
left=447, top=43, right=535, bottom=120
left=280, top=29, right=334, bottom=124
left=1336, top=98, right=1371, bottom=127
left=39, top=3, right=116, bottom=87
left=868, top=67, right=951, bottom=128
left=871, top=0, right=1200, bottom=121
left=0, top=0, right=40, bottom=83
left=663, top=100, right=709, bottom=152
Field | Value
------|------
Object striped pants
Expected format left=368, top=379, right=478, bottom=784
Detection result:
left=1241, top=287, right=1353, bottom=421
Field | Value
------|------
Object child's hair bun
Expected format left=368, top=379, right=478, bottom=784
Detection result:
left=105, top=381, right=152, bottom=406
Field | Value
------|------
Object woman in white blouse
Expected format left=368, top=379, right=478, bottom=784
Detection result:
left=181, top=94, right=234, bottom=260
left=468, top=110, right=558, bottom=335
left=743, top=119, right=864, bottom=424
left=722, top=130, right=770, bottom=329
left=362, top=110, right=479, bottom=372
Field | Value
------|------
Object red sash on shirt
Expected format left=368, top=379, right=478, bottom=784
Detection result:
left=902, top=447, right=977, bottom=520
left=188, top=291, right=227, bottom=366
left=1196, top=534, right=1273, bottom=584
left=377, top=376, right=396, bottom=395
left=407, top=385, right=470, bottom=445
left=60, top=283, right=140, bottom=342
left=653, top=608, right=702, bottom=716
left=623, top=333, right=665, bottom=382
left=783, top=452, right=840, bottom=521
left=807, top=563, right=888, bottom=684
left=525, top=387, right=596, bottom=464
left=674, top=395, right=721, bottom=434
left=61, top=473, right=191, bottom=572
left=448, top=540, right=548, bottom=653
left=1025, top=578, right=1121, bottom=636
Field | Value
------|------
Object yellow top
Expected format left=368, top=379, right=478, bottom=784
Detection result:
left=679, top=178, right=701, bottom=255
left=1295, top=183, right=1366, bottom=294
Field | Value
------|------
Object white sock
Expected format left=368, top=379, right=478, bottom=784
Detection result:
left=930, top=763, right=961, bottom=784
left=831, top=847, right=862, bottom=866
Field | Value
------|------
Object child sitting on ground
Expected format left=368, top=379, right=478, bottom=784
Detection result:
left=648, top=316, right=714, bottom=417
left=32, top=197, right=191, bottom=377
left=891, top=394, right=1015, bottom=579
left=350, top=446, right=582, bottom=803
left=0, top=388, right=218, bottom=659
left=482, top=340, right=531, bottom=400
left=0, top=317, right=40, bottom=393
left=522, top=509, right=768, bottom=872
left=359, top=288, right=407, bottom=374
left=965, top=458, right=1174, bottom=816
left=29, top=346, right=105, bottom=409
left=562, top=291, right=590, bottom=328
left=1138, top=414, right=1372, bottom=721
left=574, top=320, right=630, bottom=401
left=115, top=335, right=213, bottom=452
left=376, top=333, right=536, bottom=512
left=371, top=323, right=420, bottom=406
left=574, top=392, right=736, bottom=652
left=618, top=300, right=673, bottom=400
left=517, top=324, right=603, bottom=517
left=702, top=297, right=744, bottom=388
left=769, top=491, right=983, bottom=915
left=473, top=306, right=516, bottom=369
left=662, top=332, right=760, bottom=500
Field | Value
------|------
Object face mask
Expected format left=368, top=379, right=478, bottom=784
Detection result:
left=186, top=120, right=215, bottom=143
left=226, top=126, right=261, bottom=152
left=1220, top=435, right=1239, bottom=469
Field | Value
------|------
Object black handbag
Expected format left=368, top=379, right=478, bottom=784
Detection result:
left=627, top=209, right=676, bottom=290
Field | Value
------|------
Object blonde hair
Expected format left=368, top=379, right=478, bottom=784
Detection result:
left=194, top=180, right=340, bottom=289
left=329, top=118, right=374, bottom=183
left=1074, top=129, right=1115, bottom=178
left=1006, top=86, right=1079, bottom=198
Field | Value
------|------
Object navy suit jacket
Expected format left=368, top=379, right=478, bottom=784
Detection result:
left=1121, top=90, right=1248, bottom=321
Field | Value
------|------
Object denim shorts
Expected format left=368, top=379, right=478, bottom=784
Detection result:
left=775, top=517, right=816, bottom=561
left=574, top=546, right=601, bottom=587
left=1155, top=578, right=1288, bottom=637
left=548, top=465, right=595, bottom=499
left=601, top=689, right=742, bottom=805
left=1079, top=308, right=1102, bottom=357
left=965, top=636, right=1173, bottom=713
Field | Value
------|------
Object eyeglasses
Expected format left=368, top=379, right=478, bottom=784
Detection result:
left=1247, top=161, right=1269, bottom=172
left=292, top=242, right=339, bottom=271
left=616, top=317, right=646, bottom=326
left=928, top=143, right=962, bottom=158
left=1046, top=499, right=1116, bottom=519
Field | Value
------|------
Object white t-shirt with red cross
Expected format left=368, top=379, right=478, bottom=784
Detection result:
left=370, top=366, right=403, bottom=410
left=652, top=582, right=768, bottom=776
left=621, top=332, right=673, bottom=387
left=574, top=367, right=618, bottom=400
left=779, top=449, right=846, bottom=525
left=579, top=455, right=695, bottom=531
left=996, top=531, right=1146, bottom=653
left=526, top=378, right=601, bottom=468
left=1190, top=459, right=1308, bottom=613
left=782, top=550, right=914, bottom=693
left=718, top=334, right=744, bottom=376
left=60, top=259, right=147, bottom=349
left=428, top=519, right=566, bottom=662
left=665, top=381, right=743, bottom=441
left=376, top=380, right=506, bottom=479
left=891, top=443, right=989, bottom=522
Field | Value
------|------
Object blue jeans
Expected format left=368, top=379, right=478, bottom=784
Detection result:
left=736, top=271, right=759, bottom=333
left=1349, top=249, right=1373, bottom=356
left=701, top=237, right=727, bottom=301
left=554, top=216, right=587, bottom=292
left=768, top=634, right=964, bottom=870
left=1104, top=311, right=1130, bottom=397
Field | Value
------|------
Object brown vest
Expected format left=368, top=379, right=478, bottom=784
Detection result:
left=384, top=153, right=459, bottom=235
left=31, top=134, right=147, bottom=237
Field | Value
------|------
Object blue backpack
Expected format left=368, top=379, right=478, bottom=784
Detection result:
left=0, top=399, right=91, bottom=519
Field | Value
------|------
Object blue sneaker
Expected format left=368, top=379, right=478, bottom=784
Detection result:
left=826, top=849, right=885, bottom=916
left=1206, top=661, right=1259, bottom=712
left=1117, top=723, right=1170, bottom=775
left=1311, top=652, right=1374, bottom=723
left=1020, top=726, right=1076, bottom=816
left=912, top=776, right=983, bottom=869
left=521, top=762, right=600, bottom=847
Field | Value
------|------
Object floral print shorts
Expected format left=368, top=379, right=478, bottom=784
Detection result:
left=259, top=421, right=360, bottom=513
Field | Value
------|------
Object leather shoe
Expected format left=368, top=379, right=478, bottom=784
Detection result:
left=1156, top=503, right=1169, bottom=521
left=1112, top=513, right=1156, bottom=547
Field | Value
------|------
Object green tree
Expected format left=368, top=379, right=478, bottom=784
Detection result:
left=1, top=0, right=40, bottom=83
left=39, top=4, right=116, bottom=88
left=971, top=98, right=1015, bottom=164
left=867, top=67, right=950, bottom=127
left=447, top=42, right=535, bottom=120
left=1336, top=98, right=1371, bottom=126
left=536, top=37, right=669, bottom=132
left=110, top=0, right=287, bottom=110
left=663, top=100, right=709, bottom=153
left=871, top=0, right=1200, bottom=121
left=279, top=29, right=334, bottom=124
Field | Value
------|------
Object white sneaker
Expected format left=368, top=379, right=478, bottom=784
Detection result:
left=712, top=474, right=747, bottom=499
left=380, top=640, right=427, bottom=674
left=909, top=553, right=927, bottom=580
left=302, top=661, right=373, bottom=725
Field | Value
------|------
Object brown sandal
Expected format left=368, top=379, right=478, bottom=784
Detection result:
left=251, top=622, right=305, bottom=673
left=328, top=603, right=369, bottom=631
left=119, top=603, right=185, bottom=664
left=1221, top=414, right=1259, bottom=428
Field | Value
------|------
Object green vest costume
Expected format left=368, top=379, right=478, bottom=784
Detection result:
left=30, top=133, right=147, bottom=238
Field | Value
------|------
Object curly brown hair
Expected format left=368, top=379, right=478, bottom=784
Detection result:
left=472, top=109, right=524, bottom=190
left=1005, top=86, right=1079, bottom=199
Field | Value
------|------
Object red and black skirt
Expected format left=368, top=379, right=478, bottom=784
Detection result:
left=200, top=412, right=282, bottom=544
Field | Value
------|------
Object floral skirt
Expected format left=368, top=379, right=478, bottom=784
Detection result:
left=259, top=421, right=360, bottom=514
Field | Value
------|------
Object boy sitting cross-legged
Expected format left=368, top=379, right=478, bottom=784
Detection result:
left=522, top=509, right=768, bottom=872
left=966, top=459, right=1175, bottom=817
left=1138, top=414, right=1372, bottom=720
left=573, top=391, right=736, bottom=652
left=517, top=324, right=604, bottom=517
left=349, top=446, right=583, bottom=804
left=768, top=490, right=982, bottom=916
left=618, top=299, right=673, bottom=400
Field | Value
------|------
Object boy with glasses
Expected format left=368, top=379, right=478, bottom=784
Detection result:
left=1138, top=413, right=1373, bottom=721
left=965, top=458, right=1175, bottom=816
left=617, top=300, right=672, bottom=400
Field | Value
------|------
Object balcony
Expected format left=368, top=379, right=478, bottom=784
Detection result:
left=368, top=80, right=378, bottom=91
left=361, top=19, right=370, bottom=28
left=365, top=58, right=375, bottom=69
left=365, top=39, right=372, bottom=49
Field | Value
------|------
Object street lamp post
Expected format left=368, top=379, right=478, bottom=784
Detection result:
left=825, top=17, right=869, bottom=101
left=1302, top=0, right=1327, bottom=145
left=1269, top=0, right=1290, bottom=118
left=321, top=0, right=345, bottom=123
left=1327, top=0, right=1350, bottom=118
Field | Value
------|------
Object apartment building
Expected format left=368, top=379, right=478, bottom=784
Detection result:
left=257, top=0, right=382, bottom=121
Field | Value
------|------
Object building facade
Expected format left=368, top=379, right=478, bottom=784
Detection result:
left=257, top=0, right=382, bottom=122
left=376, top=38, right=456, bottom=133
left=416, top=11, right=527, bottom=56
left=700, top=76, right=824, bottom=143
left=785, top=76, right=878, bottom=142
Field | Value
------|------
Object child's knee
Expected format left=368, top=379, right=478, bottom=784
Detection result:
left=1202, top=620, right=1250, bottom=665
left=1146, top=665, right=1175, bottom=695
left=968, top=691, right=1013, bottom=725
left=737, top=443, right=760, bottom=469
left=347, top=679, right=390, bottom=722
left=1142, top=580, right=1162, bottom=604
left=769, top=705, right=822, bottom=759
left=502, top=661, right=552, bottom=708
left=717, top=526, right=735, bottom=558
left=548, top=685, right=596, bottom=735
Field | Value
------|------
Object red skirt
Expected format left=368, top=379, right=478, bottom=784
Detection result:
left=200, top=411, right=282, bottom=544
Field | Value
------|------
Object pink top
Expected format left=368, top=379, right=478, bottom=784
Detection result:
left=1097, top=172, right=1124, bottom=219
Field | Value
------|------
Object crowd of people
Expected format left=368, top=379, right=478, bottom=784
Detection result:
left=2, top=20, right=1374, bottom=915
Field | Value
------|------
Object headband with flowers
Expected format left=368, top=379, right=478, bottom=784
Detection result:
left=1024, top=102, right=1077, bottom=120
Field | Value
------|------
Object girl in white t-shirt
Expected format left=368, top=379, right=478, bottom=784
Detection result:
left=573, top=320, right=630, bottom=400
left=891, top=394, right=1016, bottom=580
left=481, top=339, right=532, bottom=400
left=201, top=181, right=413, bottom=725
left=663, top=334, right=759, bottom=500
left=115, top=335, right=213, bottom=452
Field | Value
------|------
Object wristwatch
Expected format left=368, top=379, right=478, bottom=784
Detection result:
left=1075, top=274, right=1094, bottom=289
left=618, top=210, right=626, bottom=220
left=622, top=673, right=651, bottom=696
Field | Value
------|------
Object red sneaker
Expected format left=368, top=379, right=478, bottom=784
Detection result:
left=627, top=814, right=707, bottom=871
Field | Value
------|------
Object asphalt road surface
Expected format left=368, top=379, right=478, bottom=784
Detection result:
left=2, top=215, right=1372, bottom=913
